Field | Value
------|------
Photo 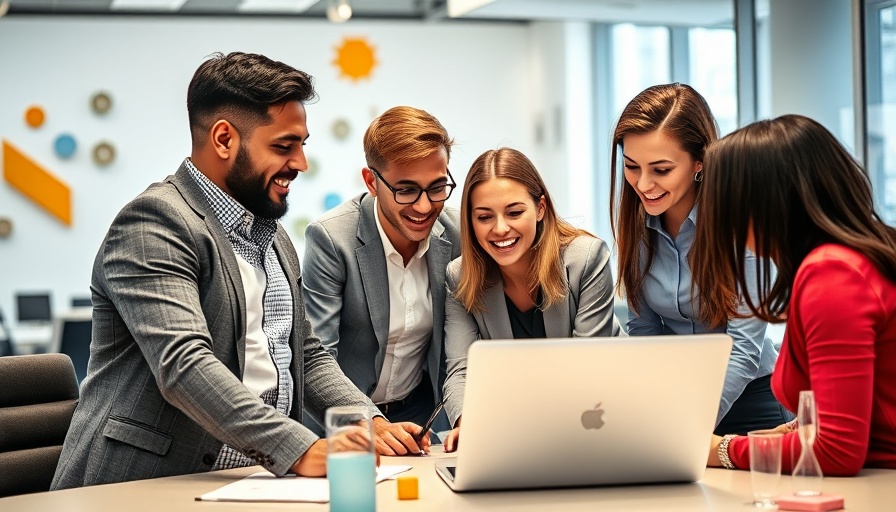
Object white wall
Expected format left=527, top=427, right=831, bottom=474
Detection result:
left=526, top=21, right=601, bottom=239
left=766, top=0, right=854, bottom=146
left=0, top=16, right=537, bottom=324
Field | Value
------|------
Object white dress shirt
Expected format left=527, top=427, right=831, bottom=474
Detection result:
left=235, top=257, right=278, bottom=398
left=370, top=198, right=433, bottom=404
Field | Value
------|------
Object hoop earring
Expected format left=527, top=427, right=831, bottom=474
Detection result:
left=694, top=171, right=704, bottom=183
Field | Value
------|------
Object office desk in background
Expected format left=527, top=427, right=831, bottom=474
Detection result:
left=8, top=309, right=92, bottom=371
left=8, top=324, right=53, bottom=355
left=1, top=447, right=892, bottom=511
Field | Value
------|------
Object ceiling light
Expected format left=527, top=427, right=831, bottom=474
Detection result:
left=446, top=0, right=496, bottom=18
left=110, top=0, right=189, bottom=11
left=238, top=0, right=320, bottom=13
left=326, top=0, right=352, bottom=23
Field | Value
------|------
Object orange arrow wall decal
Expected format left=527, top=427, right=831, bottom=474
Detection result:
left=3, top=139, right=72, bottom=226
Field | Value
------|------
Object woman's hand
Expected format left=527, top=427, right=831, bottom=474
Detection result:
left=707, top=434, right=723, bottom=467
left=773, top=419, right=799, bottom=434
left=444, top=416, right=463, bottom=452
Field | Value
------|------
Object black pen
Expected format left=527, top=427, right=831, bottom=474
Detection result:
left=413, top=399, right=446, bottom=454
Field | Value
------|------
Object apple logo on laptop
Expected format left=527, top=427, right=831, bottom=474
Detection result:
left=581, top=403, right=605, bottom=430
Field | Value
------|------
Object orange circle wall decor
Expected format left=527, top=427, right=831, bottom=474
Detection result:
left=25, top=106, right=45, bottom=128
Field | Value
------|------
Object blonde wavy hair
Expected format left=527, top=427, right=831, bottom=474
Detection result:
left=456, top=148, right=593, bottom=313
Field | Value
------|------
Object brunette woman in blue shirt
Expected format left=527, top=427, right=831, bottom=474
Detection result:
left=610, top=83, right=791, bottom=435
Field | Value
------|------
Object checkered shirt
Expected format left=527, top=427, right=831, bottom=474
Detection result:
left=185, top=159, right=294, bottom=470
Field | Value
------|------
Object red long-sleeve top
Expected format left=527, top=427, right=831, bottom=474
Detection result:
left=728, top=244, right=896, bottom=476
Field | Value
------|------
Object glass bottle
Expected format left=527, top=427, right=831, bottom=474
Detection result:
left=792, top=390, right=823, bottom=496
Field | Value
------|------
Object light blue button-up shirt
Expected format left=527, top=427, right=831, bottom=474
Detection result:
left=627, top=205, right=778, bottom=425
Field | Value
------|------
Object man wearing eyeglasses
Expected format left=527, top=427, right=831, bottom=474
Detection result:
left=301, top=106, right=460, bottom=454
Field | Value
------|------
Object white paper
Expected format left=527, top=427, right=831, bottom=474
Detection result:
left=196, top=465, right=412, bottom=503
left=376, top=465, right=413, bottom=480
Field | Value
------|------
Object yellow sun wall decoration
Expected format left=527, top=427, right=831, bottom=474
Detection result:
left=333, top=37, right=377, bottom=81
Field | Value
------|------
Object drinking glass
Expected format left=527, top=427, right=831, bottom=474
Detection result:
left=748, top=429, right=783, bottom=509
left=792, top=390, right=823, bottom=496
left=326, top=406, right=377, bottom=512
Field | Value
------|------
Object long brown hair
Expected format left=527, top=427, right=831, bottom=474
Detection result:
left=456, top=148, right=592, bottom=313
left=609, top=83, right=719, bottom=315
left=694, top=114, right=896, bottom=325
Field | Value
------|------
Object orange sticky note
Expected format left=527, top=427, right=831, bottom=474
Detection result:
left=396, top=476, right=418, bottom=500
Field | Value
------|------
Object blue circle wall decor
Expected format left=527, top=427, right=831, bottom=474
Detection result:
left=324, top=193, right=342, bottom=211
left=54, top=134, right=77, bottom=159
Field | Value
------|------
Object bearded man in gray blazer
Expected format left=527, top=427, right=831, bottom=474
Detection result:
left=52, top=53, right=427, bottom=490
left=302, top=107, right=460, bottom=450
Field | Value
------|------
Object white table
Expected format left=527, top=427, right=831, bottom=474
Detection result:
left=1, top=447, right=891, bottom=511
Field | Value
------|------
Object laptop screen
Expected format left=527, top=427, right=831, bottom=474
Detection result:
left=436, top=334, right=732, bottom=492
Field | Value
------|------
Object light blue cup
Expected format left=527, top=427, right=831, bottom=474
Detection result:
left=326, top=406, right=376, bottom=512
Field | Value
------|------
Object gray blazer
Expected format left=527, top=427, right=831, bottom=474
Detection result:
left=52, top=165, right=378, bottom=489
left=442, top=235, right=621, bottom=425
left=302, top=193, right=461, bottom=405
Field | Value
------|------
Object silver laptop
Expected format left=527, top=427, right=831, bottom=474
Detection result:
left=435, top=334, right=732, bottom=492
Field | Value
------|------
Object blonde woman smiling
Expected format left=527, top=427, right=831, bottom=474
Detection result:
left=442, top=147, right=620, bottom=452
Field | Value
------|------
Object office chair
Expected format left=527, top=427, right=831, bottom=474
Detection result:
left=0, top=354, right=79, bottom=497
left=49, top=311, right=92, bottom=384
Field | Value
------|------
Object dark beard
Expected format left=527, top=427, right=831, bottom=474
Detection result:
left=224, top=146, right=288, bottom=219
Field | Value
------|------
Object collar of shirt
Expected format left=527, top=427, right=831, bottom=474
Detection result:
left=372, top=196, right=431, bottom=265
left=185, top=158, right=277, bottom=250
left=645, top=203, right=699, bottom=239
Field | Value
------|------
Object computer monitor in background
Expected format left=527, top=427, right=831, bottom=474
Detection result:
left=16, top=293, right=52, bottom=325
left=71, top=297, right=93, bottom=308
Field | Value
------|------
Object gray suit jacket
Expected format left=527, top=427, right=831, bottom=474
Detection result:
left=442, top=235, right=621, bottom=425
left=302, top=193, right=461, bottom=406
left=52, top=165, right=378, bottom=489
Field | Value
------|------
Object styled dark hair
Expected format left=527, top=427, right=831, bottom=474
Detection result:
left=187, top=52, right=316, bottom=145
left=363, top=106, right=453, bottom=169
left=456, top=147, right=592, bottom=313
left=609, top=83, right=719, bottom=314
left=693, top=114, right=896, bottom=326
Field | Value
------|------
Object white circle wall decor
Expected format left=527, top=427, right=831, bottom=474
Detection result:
left=92, top=141, right=116, bottom=166
left=305, top=156, right=320, bottom=178
left=0, top=218, right=12, bottom=238
left=331, top=118, right=350, bottom=140
left=91, top=91, right=113, bottom=115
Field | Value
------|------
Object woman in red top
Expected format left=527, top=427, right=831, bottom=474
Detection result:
left=694, top=114, right=896, bottom=476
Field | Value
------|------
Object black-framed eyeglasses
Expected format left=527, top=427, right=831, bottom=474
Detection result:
left=368, top=167, right=456, bottom=205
